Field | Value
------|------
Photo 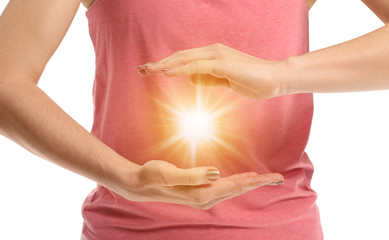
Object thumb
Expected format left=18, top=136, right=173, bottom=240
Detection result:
left=164, top=166, right=220, bottom=186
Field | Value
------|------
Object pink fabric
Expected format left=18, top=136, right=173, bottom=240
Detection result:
left=81, top=0, right=323, bottom=239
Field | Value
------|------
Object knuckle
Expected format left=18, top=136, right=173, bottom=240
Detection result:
left=212, top=49, right=221, bottom=59
left=211, top=43, right=224, bottom=48
left=214, top=50, right=226, bottom=63
left=186, top=170, right=198, bottom=185
left=146, top=159, right=160, bottom=166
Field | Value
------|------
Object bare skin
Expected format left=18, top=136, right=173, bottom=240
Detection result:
left=0, top=0, right=283, bottom=211
left=306, top=0, right=316, bottom=10
left=1, top=0, right=385, bottom=212
left=141, top=1, right=389, bottom=100
left=81, top=0, right=95, bottom=9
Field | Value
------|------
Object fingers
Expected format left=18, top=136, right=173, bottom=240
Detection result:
left=215, top=172, right=283, bottom=196
left=172, top=172, right=284, bottom=210
left=140, top=160, right=220, bottom=186
left=142, top=45, right=216, bottom=74
left=163, top=166, right=221, bottom=186
left=158, top=46, right=216, bottom=68
left=191, top=172, right=284, bottom=208
left=137, top=44, right=234, bottom=90
left=206, top=173, right=284, bottom=209
left=234, top=173, right=284, bottom=191
left=139, top=161, right=285, bottom=210
left=144, top=59, right=225, bottom=78
left=137, top=43, right=230, bottom=78
left=164, top=60, right=217, bottom=76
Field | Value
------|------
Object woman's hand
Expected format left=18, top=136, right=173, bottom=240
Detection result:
left=138, top=43, right=285, bottom=99
left=119, top=160, right=283, bottom=210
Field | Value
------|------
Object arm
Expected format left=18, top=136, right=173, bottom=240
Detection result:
left=0, top=0, right=137, bottom=194
left=362, top=0, right=389, bottom=24
left=283, top=0, right=389, bottom=94
left=0, top=0, right=138, bottom=197
left=0, top=0, right=282, bottom=210
left=306, top=0, right=316, bottom=11
left=283, top=23, right=389, bottom=95
left=140, top=1, right=389, bottom=98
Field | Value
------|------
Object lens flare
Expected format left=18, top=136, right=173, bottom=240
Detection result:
left=144, top=86, right=247, bottom=167
left=178, top=110, right=214, bottom=143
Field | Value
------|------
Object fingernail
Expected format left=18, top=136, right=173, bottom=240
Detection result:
left=268, top=181, right=284, bottom=186
left=137, top=65, right=144, bottom=69
left=162, top=68, right=172, bottom=72
left=207, top=169, right=220, bottom=181
left=144, top=62, right=156, bottom=67
left=138, top=67, right=147, bottom=76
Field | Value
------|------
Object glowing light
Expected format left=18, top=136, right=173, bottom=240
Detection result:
left=178, top=110, right=214, bottom=143
left=144, top=87, right=247, bottom=167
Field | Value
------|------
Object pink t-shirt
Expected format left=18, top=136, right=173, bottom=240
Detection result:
left=81, top=0, right=323, bottom=239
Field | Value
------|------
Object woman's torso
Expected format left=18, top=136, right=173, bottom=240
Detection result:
left=83, top=0, right=317, bottom=11
left=81, top=1, right=323, bottom=239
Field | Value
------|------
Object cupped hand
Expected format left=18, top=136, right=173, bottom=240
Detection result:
left=138, top=43, right=286, bottom=99
left=120, top=160, right=284, bottom=210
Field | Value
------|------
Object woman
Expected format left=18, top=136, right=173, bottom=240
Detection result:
left=0, top=0, right=284, bottom=239
left=81, top=0, right=320, bottom=239
left=2, top=0, right=386, bottom=239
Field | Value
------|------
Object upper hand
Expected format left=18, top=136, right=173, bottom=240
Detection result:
left=138, top=43, right=285, bottom=99
left=119, top=160, right=284, bottom=210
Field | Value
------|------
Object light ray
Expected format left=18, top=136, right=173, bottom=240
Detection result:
left=145, top=86, right=247, bottom=166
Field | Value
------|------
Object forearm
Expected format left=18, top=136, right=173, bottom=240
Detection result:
left=281, top=24, right=389, bottom=95
left=0, top=79, right=139, bottom=192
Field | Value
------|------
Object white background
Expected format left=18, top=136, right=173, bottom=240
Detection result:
left=0, top=0, right=388, bottom=239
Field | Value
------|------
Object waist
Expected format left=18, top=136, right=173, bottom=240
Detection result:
left=83, top=219, right=323, bottom=240
left=91, top=77, right=313, bottom=172
left=81, top=171, right=322, bottom=240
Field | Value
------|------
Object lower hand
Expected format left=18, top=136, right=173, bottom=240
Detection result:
left=138, top=43, right=285, bottom=99
left=119, top=160, right=283, bottom=210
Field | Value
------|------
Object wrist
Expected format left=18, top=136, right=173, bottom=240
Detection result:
left=100, top=156, right=142, bottom=198
left=269, top=60, right=290, bottom=97
left=257, top=59, right=296, bottom=99
left=278, top=55, right=308, bottom=95
left=117, top=160, right=142, bottom=194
